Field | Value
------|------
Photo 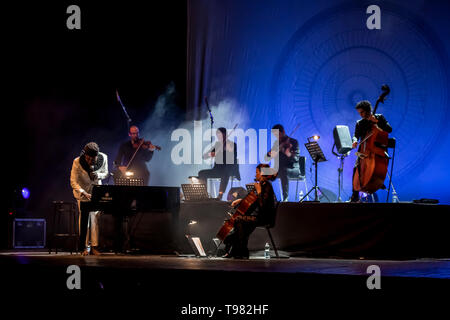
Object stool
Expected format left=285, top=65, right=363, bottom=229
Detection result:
left=48, top=201, right=78, bottom=254
left=208, top=176, right=241, bottom=198
left=207, top=178, right=222, bottom=198
left=230, top=175, right=241, bottom=188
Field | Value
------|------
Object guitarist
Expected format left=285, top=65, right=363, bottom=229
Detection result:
left=222, top=164, right=277, bottom=259
left=114, top=125, right=155, bottom=185
left=350, top=100, right=392, bottom=202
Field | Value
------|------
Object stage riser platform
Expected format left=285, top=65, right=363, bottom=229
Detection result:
left=90, top=202, right=450, bottom=259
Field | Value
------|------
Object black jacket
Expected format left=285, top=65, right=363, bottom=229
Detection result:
left=353, top=114, right=392, bottom=143
left=114, top=141, right=154, bottom=178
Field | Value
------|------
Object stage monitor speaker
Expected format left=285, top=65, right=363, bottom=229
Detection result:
left=13, top=218, right=46, bottom=248
left=318, top=187, right=337, bottom=203
left=333, top=125, right=352, bottom=154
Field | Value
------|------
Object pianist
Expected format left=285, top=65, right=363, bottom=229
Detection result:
left=70, top=142, right=109, bottom=256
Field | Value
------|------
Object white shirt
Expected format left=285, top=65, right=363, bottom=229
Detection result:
left=70, top=152, right=108, bottom=201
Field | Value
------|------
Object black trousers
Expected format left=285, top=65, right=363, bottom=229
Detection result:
left=198, top=166, right=231, bottom=194
left=223, top=219, right=258, bottom=257
left=79, top=202, right=126, bottom=252
left=351, top=166, right=360, bottom=201
left=277, top=166, right=299, bottom=201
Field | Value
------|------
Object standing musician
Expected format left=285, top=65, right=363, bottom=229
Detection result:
left=265, top=124, right=300, bottom=202
left=222, top=164, right=277, bottom=259
left=70, top=142, right=109, bottom=255
left=350, top=100, right=392, bottom=202
left=114, top=125, right=155, bottom=185
left=198, top=127, right=239, bottom=200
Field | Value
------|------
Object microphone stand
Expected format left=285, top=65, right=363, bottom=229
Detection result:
left=204, top=97, right=214, bottom=168
left=116, top=89, right=133, bottom=130
left=332, top=143, right=348, bottom=202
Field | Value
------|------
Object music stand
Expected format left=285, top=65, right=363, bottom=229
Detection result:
left=300, top=141, right=329, bottom=202
left=245, top=183, right=256, bottom=194
left=181, top=184, right=210, bottom=201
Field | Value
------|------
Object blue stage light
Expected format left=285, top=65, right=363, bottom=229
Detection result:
left=21, top=188, right=30, bottom=199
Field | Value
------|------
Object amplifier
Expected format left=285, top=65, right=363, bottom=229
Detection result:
left=13, top=218, right=46, bottom=248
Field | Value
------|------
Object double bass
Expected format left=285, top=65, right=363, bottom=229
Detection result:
left=352, top=85, right=390, bottom=194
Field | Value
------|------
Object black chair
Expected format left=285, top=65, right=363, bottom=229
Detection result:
left=256, top=201, right=282, bottom=258
left=277, top=156, right=309, bottom=201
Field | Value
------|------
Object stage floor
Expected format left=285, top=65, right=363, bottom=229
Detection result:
left=1, top=250, right=449, bottom=279
left=2, top=250, right=448, bottom=316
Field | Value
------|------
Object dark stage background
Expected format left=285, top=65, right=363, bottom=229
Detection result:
left=3, top=1, right=450, bottom=249
left=3, top=1, right=187, bottom=247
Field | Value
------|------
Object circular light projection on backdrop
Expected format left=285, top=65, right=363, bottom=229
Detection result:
left=271, top=3, right=449, bottom=191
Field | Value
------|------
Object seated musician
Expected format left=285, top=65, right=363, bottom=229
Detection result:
left=70, top=142, right=109, bottom=255
left=198, top=127, right=238, bottom=200
left=265, top=124, right=299, bottom=202
left=222, top=164, right=277, bottom=259
left=350, top=100, right=392, bottom=202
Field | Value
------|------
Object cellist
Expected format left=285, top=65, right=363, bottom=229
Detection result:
left=350, top=100, right=392, bottom=202
left=221, top=164, right=277, bottom=259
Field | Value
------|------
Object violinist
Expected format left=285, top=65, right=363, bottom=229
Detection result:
left=265, top=124, right=299, bottom=202
left=350, top=100, right=392, bottom=202
left=114, top=125, right=156, bottom=185
left=198, top=127, right=239, bottom=200
left=222, top=164, right=277, bottom=259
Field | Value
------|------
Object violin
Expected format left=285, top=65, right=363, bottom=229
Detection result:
left=270, top=124, right=300, bottom=157
left=132, top=138, right=161, bottom=151
left=279, top=136, right=293, bottom=155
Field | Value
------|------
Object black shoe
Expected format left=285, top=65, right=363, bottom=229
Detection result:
left=349, top=191, right=360, bottom=203
left=221, top=252, right=233, bottom=258
left=232, top=254, right=249, bottom=259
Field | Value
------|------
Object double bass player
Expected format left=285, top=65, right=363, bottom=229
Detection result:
left=350, top=99, right=392, bottom=202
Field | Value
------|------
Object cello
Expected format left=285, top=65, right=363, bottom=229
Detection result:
left=216, top=190, right=258, bottom=242
left=352, top=85, right=391, bottom=194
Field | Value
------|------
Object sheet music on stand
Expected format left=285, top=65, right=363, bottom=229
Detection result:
left=114, top=177, right=145, bottom=186
left=304, top=141, right=327, bottom=163
left=181, top=184, right=210, bottom=201
left=245, top=183, right=256, bottom=193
